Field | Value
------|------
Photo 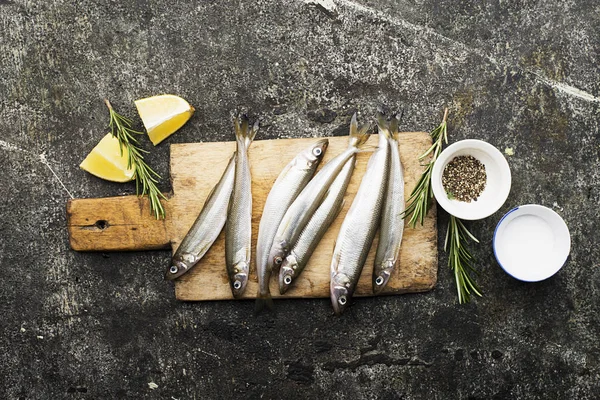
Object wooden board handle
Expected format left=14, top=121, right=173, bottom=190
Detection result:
left=67, top=196, right=172, bottom=251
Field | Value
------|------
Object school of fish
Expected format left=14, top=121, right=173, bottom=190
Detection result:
left=167, top=112, right=405, bottom=315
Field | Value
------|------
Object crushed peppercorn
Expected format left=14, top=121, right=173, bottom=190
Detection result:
left=442, top=155, right=487, bottom=202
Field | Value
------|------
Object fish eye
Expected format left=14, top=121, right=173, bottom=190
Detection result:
left=338, top=296, right=347, bottom=305
left=274, top=256, right=283, bottom=265
left=313, top=147, right=322, bottom=156
left=233, top=280, right=242, bottom=290
left=169, top=266, right=178, bottom=274
left=284, top=276, right=292, bottom=285
left=375, top=276, right=384, bottom=286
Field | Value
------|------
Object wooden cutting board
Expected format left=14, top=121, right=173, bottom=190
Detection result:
left=67, top=133, right=437, bottom=301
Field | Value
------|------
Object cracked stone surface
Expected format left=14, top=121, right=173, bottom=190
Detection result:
left=1, top=0, right=599, bottom=398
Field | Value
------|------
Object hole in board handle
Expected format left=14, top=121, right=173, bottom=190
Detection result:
left=95, top=220, right=109, bottom=230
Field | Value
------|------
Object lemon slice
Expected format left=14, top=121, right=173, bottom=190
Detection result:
left=134, top=94, right=194, bottom=145
left=80, top=133, right=135, bottom=182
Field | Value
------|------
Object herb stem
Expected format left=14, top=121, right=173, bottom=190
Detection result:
left=445, top=215, right=481, bottom=303
left=404, top=108, right=482, bottom=303
left=403, top=108, right=448, bottom=227
left=105, top=99, right=166, bottom=219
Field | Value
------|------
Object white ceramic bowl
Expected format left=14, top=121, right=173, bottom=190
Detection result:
left=493, top=205, right=571, bottom=282
left=432, top=139, right=511, bottom=220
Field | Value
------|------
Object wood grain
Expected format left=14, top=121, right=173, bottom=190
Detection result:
left=67, top=133, right=437, bottom=301
left=67, top=196, right=172, bottom=251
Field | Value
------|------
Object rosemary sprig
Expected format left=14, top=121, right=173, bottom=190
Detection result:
left=104, top=99, right=166, bottom=219
left=403, top=108, right=448, bottom=228
left=404, top=108, right=482, bottom=303
left=445, top=215, right=482, bottom=303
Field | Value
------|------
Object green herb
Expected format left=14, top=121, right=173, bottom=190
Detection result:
left=403, top=108, right=448, bottom=227
left=404, top=108, right=482, bottom=303
left=445, top=215, right=482, bottom=303
left=105, top=99, right=166, bottom=219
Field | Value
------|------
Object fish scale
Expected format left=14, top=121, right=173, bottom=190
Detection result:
left=166, top=153, right=235, bottom=280
left=330, top=130, right=391, bottom=315
left=266, top=114, right=371, bottom=291
left=279, top=156, right=356, bottom=294
left=225, top=117, right=258, bottom=298
left=255, top=139, right=329, bottom=310
left=373, top=115, right=405, bottom=293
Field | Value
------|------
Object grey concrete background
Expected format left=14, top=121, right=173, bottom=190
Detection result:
left=1, top=0, right=599, bottom=398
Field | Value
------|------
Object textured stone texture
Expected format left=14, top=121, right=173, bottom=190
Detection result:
left=1, top=0, right=599, bottom=399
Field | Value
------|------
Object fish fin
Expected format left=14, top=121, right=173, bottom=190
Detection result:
left=234, top=116, right=242, bottom=139
left=254, top=291, right=274, bottom=314
left=234, top=115, right=259, bottom=149
left=355, top=145, right=378, bottom=153
left=388, top=111, right=403, bottom=139
left=330, top=246, right=340, bottom=275
left=348, top=113, right=371, bottom=148
left=203, top=183, right=217, bottom=205
left=248, top=119, right=259, bottom=145
left=376, top=110, right=393, bottom=140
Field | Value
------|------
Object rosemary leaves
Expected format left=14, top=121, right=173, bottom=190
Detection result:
left=403, top=108, right=482, bottom=304
left=105, top=99, right=167, bottom=219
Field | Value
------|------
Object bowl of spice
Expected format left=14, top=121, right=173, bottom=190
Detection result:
left=431, top=139, right=511, bottom=220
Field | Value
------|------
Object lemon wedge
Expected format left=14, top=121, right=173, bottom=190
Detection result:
left=80, top=133, right=135, bottom=182
left=134, top=94, right=194, bottom=145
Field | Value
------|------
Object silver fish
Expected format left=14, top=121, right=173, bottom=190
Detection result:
left=225, top=116, right=258, bottom=298
left=330, top=125, right=391, bottom=315
left=373, top=114, right=405, bottom=293
left=255, top=139, right=329, bottom=310
left=166, top=153, right=236, bottom=280
left=279, top=156, right=356, bottom=294
left=267, top=114, right=370, bottom=281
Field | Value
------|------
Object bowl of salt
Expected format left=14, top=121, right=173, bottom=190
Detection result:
left=493, top=205, right=571, bottom=281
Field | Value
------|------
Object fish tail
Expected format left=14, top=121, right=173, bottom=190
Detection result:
left=376, top=109, right=392, bottom=140
left=378, top=108, right=404, bottom=140
left=348, top=112, right=371, bottom=148
left=234, top=115, right=259, bottom=149
left=254, top=291, right=274, bottom=314
left=388, top=111, right=403, bottom=139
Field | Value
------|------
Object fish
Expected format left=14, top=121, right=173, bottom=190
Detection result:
left=279, top=156, right=356, bottom=294
left=255, top=139, right=329, bottom=310
left=166, top=153, right=236, bottom=280
left=330, top=121, right=391, bottom=315
left=266, top=114, right=370, bottom=286
left=373, top=113, right=405, bottom=293
left=225, top=116, right=259, bottom=298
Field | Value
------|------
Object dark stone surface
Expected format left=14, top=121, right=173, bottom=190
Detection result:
left=1, top=0, right=599, bottom=398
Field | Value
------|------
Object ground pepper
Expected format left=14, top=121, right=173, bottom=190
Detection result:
left=442, top=155, right=487, bottom=202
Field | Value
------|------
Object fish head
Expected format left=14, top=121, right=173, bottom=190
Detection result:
left=330, top=273, right=352, bottom=315
left=268, top=238, right=289, bottom=272
left=300, top=139, right=328, bottom=168
left=373, top=260, right=394, bottom=294
left=165, top=253, right=198, bottom=280
left=278, top=254, right=298, bottom=294
left=230, top=261, right=249, bottom=298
